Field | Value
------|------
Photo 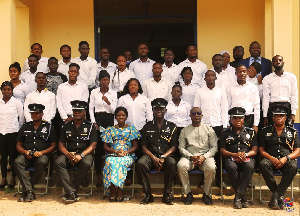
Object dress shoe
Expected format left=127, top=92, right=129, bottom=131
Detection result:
left=268, top=192, right=280, bottom=210
left=233, top=193, right=242, bottom=209
left=109, top=197, right=116, bottom=202
left=202, top=193, right=213, bottom=205
left=140, top=194, right=154, bottom=204
left=185, top=192, right=194, bottom=205
left=24, top=190, right=36, bottom=202
left=278, top=195, right=285, bottom=210
left=18, top=192, right=27, bottom=202
left=162, top=193, right=174, bottom=205
left=0, top=180, right=8, bottom=189
left=116, top=197, right=124, bottom=202
left=241, top=194, right=249, bottom=208
left=63, top=192, right=78, bottom=203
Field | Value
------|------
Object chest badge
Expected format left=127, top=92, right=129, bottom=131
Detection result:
left=246, top=134, right=250, bottom=139
left=266, top=133, right=272, bottom=137
left=287, top=131, right=292, bottom=138
left=41, top=127, right=47, bottom=133
left=84, top=128, right=88, bottom=133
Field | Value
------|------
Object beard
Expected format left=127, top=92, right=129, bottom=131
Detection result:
left=274, top=64, right=284, bottom=70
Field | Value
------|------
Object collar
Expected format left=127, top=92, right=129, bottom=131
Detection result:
left=162, top=63, right=176, bottom=68
left=137, top=58, right=151, bottom=63
left=250, top=56, right=261, bottom=61
left=34, top=88, right=48, bottom=92
left=184, top=58, right=200, bottom=63
left=76, top=56, right=90, bottom=62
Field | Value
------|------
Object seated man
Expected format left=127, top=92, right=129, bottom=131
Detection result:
left=177, top=107, right=217, bottom=205
left=259, top=105, right=299, bottom=210
left=137, top=98, right=178, bottom=205
left=55, top=100, right=97, bottom=203
left=14, top=104, right=57, bottom=202
left=220, top=107, right=258, bottom=209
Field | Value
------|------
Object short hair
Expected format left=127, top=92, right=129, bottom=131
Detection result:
left=205, top=70, right=216, bottom=76
left=48, top=57, right=58, bottom=63
left=1, top=81, right=14, bottom=91
left=249, top=41, right=260, bottom=48
left=116, top=54, right=127, bottom=60
left=69, top=63, right=80, bottom=70
left=272, top=55, right=283, bottom=61
left=60, top=44, right=71, bottom=51
left=212, top=54, right=222, bottom=59
left=28, top=54, right=39, bottom=61
left=172, top=84, right=182, bottom=91
left=35, top=72, right=45, bottom=78
left=100, top=47, right=109, bottom=52
left=186, top=45, right=197, bottom=51
left=79, top=41, right=89, bottom=48
left=123, top=78, right=143, bottom=95
left=138, top=43, right=148, bottom=49
left=180, top=66, right=193, bottom=78
left=233, top=46, right=244, bottom=51
left=236, top=64, right=246, bottom=70
left=114, top=106, right=128, bottom=117
left=164, top=48, right=174, bottom=55
left=31, top=43, right=42, bottom=50
left=153, top=62, right=162, bottom=67
left=9, top=62, right=21, bottom=72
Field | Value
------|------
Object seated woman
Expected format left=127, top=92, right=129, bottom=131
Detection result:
left=101, top=106, right=141, bottom=202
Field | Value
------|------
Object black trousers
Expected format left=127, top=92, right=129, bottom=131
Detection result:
left=14, top=154, right=49, bottom=192
left=224, top=157, right=255, bottom=195
left=0, top=132, right=18, bottom=177
left=136, top=155, right=176, bottom=194
left=54, top=154, right=93, bottom=194
left=244, top=114, right=254, bottom=128
left=212, top=126, right=223, bottom=185
left=260, top=158, right=297, bottom=195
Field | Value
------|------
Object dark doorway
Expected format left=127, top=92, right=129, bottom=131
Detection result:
left=94, top=0, right=196, bottom=63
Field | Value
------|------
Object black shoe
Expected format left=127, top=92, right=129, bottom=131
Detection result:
left=278, top=195, right=284, bottom=210
left=140, top=194, right=154, bottom=204
left=162, top=193, right=174, bottom=205
left=24, top=190, right=36, bottom=202
left=63, top=192, right=78, bottom=203
left=18, top=192, right=27, bottom=202
left=185, top=192, right=194, bottom=205
left=241, top=194, right=249, bottom=208
left=202, top=193, right=213, bottom=205
left=116, top=197, right=124, bottom=202
left=233, top=194, right=242, bottom=209
left=0, top=180, right=8, bottom=189
left=268, top=193, right=280, bottom=210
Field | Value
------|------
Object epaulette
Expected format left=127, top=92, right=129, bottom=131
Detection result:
left=286, top=126, right=297, bottom=132
left=261, top=125, right=272, bottom=130
left=245, top=127, right=254, bottom=131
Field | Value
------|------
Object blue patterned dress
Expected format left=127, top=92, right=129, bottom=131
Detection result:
left=101, top=125, right=141, bottom=195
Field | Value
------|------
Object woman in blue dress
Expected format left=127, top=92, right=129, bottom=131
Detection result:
left=101, top=106, right=141, bottom=202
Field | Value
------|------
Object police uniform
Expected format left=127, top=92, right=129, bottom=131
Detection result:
left=14, top=104, right=57, bottom=193
left=220, top=108, right=257, bottom=200
left=54, top=101, right=98, bottom=195
left=136, top=98, right=178, bottom=197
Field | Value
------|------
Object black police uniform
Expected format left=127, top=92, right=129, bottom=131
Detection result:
left=136, top=120, right=178, bottom=195
left=55, top=120, right=98, bottom=194
left=14, top=121, right=56, bottom=192
left=259, top=125, right=299, bottom=196
left=220, top=126, right=257, bottom=196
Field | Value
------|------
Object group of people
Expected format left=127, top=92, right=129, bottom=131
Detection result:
left=0, top=40, right=299, bottom=210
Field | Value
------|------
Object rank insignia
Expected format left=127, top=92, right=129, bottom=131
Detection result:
left=41, top=127, right=47, bottom=133
left=84, top=128, right=87, bottom=133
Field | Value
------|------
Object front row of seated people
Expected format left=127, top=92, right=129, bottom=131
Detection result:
left=14, top=99, right=299, bottom=209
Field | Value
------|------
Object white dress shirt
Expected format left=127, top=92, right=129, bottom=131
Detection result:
left=165, top=100, right=191, bottom=127
left=22, top=57, right=49, bottom=73
left=201, top=68, right=231, bottom=90
left=0, top=97, right=24, bottom=135
left=162, top=63, right=180, bottom=85
left=224, top=64, right=237, bottom=83
left=12, top=81, right=31, bottom=104
left=58, top=59, right=74, bottom=78
left=178, top=58, right=208, bottom=86
left=129, top=58, right=155, bottom=85
left=89, top=88, right=118, bottom=123
left=262, top=71, right=298, bottom=117
left=72, top=57, right=98, bottom=88
left=227, top=82, right=260, bottom=126
left=56, top=81, right=89, bottom=119
left=181, top=82, right=200, bottom=107
left=20, top=70, right=38, bottom=92
left=194, top=86, right=228, bottom=128
left=24, top=89, right=56, bottom=122
left=247, top=76, right=263, bottom=99
left=96, top=61, right=117, bottom=88
left=110, top=68, right=135, bottom=92
left=143, top=77, right=172, bottom=102
left=117, top=94, right=153, bottom=130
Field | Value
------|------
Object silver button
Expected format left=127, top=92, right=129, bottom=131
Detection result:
left=238, top=148, right=240, bottom=151
left=34, top=142, right=36, bottom=144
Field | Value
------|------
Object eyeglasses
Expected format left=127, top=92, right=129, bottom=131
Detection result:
left=192, top=112, right=202, bottom=116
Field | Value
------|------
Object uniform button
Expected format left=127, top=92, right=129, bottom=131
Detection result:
left=77, top=137, right=79, bottom=139
left=33, top=148, right=36, bottom=151
left=238, top=148, right=240, bottom=150
left=34, top=142, right=36, bottom=144
left=158, top=139, right=160, bottom=142
left=34, top=137, right=35, bottom=139
left=278, top=150, right=280, bottom=152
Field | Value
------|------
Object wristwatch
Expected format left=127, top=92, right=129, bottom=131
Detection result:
left=245, top=153, right=248, bottom=158
left=80, top=153, right=85, bottom=158
left=160, top=155, right=166, bottom=159
left=286, top=155, right=291, bottom=161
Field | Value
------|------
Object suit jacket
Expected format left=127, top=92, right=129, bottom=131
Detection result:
left=239, top=57, right=272, bottom=78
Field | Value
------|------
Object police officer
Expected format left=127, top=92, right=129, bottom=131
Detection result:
left=220, top=107, right=258, bottom=209
left=54, top=100, right=97, bottom=203
left=136, top=98, right=178, bottom=205
left=259, top=105, right=299, bottom=210
left=14, top=103, right=57, bottom=202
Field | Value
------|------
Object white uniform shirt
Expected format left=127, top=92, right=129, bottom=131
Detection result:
left=96, top=61, right=117, bottom=88
left=178, top=58, right=208, bottom=86
left=224, top=64, right=236, bottom=83
left=117, top=94, right=153, bottom=130
left=227, top=82, right=260, bottom=126
left=24, top=89, right=56, bottom=122
left=194, top=86, right=228, bottom=128
left=89, top=88, right=118, bottom=123
left=165, top=100, right=191, bottom=127
left=12, top=81, right=31, bottom=104
left=110, top=68, right=135, bottom=92
left=56, top=81, right=89, bottom=119
left=58, top=59, right=73, bottom=78
left=72, top=57, right=98, bottom=88
left=20, top=70, right=38, bottom=93
left=143, top=77, right=172, bottom=102
left=262, top=71, right=298, bottom=117
left=129, top=58, right=155, bottom=85
left=22, top=57, right=49, bottom=73
left=201, top=68, right=231, bottom=90
left=247, top=76, right=263, bottom=99
left=181, top=82, right=201, bottom=107
left=0, top=97, right=24, bottom=134
left=162, top=63, right=180, bottom=85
